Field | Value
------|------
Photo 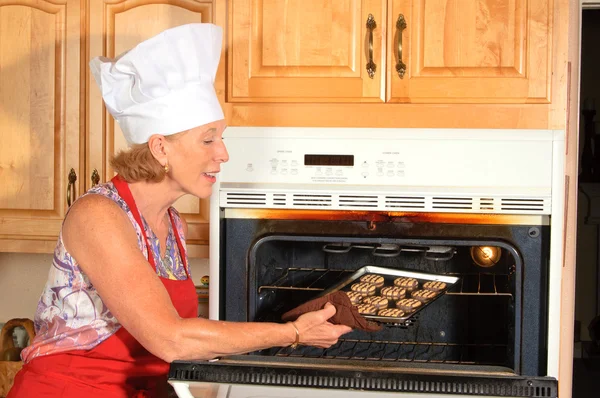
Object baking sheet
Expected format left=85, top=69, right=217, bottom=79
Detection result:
left=319, top=265, right=460, bottom=324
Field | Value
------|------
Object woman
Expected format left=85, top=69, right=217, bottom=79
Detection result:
left=8, top=23, right=351, bottom=398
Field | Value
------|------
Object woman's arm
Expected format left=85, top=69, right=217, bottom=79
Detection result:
left=63, top=195, right=351, bottom=362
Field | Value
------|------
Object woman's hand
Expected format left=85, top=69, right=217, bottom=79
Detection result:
left=291, top=302, right=353, bottom=348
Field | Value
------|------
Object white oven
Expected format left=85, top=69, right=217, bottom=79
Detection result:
left=170, top=127, right=565, bottom=398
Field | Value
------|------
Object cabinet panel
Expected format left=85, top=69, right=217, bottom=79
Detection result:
left=88, top=0, right=213, bottom=255
left=388, top=0, right=551, bottom=103
left=229, top=0, right=385, bottom=102
left=0, top=0, right=81, bottom=242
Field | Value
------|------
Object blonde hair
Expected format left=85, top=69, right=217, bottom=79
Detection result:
left=110, top=134, right=181, bottom=183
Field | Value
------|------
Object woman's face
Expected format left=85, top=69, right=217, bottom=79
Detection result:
left=168, top=119, right=229, bottom=198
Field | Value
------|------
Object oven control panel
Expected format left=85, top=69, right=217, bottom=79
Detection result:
left=218, top=127, right=556, bottom=191
left=263, top=155, right=405, bottom=183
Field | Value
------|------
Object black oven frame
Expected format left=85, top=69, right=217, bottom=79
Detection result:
left=170, top=213, right=558, bottom=397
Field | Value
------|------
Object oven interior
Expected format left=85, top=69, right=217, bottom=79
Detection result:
left=249, top=236, right=519, bottom=372
left=221, top=217, right=550, bottom=378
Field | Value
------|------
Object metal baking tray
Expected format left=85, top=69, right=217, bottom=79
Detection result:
left=319, top=265, right=460, bottom=325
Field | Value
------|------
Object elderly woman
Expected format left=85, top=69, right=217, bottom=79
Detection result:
left=8, top=24, right=351, bottom=398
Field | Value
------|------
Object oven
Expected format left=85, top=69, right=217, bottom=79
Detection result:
left=169, top=128, right=565, bottom=398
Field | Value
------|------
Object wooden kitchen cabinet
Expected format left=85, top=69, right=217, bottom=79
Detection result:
left=0, top=0, right=83, bottom=253
left=229, top=0, right=386, bottom=102
left=86, top=0, right=219, bottom=257
left=0, top=0, right=222, bottom=256
left=228, top=0, right=552, bottom=105
left=387, top=0, right=552, bottom=104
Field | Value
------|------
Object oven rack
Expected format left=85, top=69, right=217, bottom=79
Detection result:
left=274, top=338, right=508, bottom=366
left=258, top=268, right=513, bottom=296
left=446, top=273, right=513, bottom=296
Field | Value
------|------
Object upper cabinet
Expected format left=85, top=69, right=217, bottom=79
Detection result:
left=0, top=0, right=82, bottom=253
left=87, top=0, right=218, bottom=257
left=387, top=0, right=551, bottom=104
left=229, top=0, right=552, bottom=104
left=0, top=0, right=568, bottom=254
left=230, top=0, right=386, bottom=102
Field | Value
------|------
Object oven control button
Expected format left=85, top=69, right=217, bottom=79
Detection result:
left=271, top=167, right=277, bottom=175
left=270, top=159, right=278, bottom=166
left=316, top=169, right=322, bottom=176
left=387, top=162, right=395, bottom=168
left=377, top=168, right=384, bottom=176
left=335, top=170, right=343, bottom=176
left=397, top=170, right=405, bottom=177
left=325, top=168, right=333, bottom=176
left=361, top=171, right=369, bottom=178
left=281, top=168, right=288, bottom=175
left=362, top=161, right=369, bottom=168
left=246, top=163, right=254, bottom=172
left=291, top=160, right=298, bottom=167
left=376, top=160, right=384, bottom=167
left=281, top=160, right=288, bottom=166
left=387, top=170, right=395, bottom=177
left=397, top=162, right=405, bottom=168
left=291, top=169, right=298, bottom=175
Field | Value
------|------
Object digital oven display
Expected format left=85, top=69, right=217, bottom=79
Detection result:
left=304, top=154, right=354, bottom=166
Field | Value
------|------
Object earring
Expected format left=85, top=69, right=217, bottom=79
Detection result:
left=164, top=162, right=170, bottom=174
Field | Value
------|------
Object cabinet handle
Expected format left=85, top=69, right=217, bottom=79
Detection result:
left=396, top=14, right=407, bottom=78
left=366, top=14, right=377, bottom=79
left=67, top=168, right=77, bottom=207
left=91, top=169, right=100, bottom=187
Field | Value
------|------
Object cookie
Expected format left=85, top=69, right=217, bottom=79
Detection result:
left=411, top=289, right=438, bottom=303
left=393, top=277, right=419, bottom=291
left=396, top=298, right=423, bottom=313
left=346, top=291, right=363, bottom=305
left=378, top=308, right=405, bottom=317
left=423, top=281, right=447, bottom=292
left=380, top=286, right=406, bottom=300
left=359, top=274, right=385, bottom=288
left=351, top=282, right=377, bottom=296
left=362, top=296, right=389, bottom=310
left=357, top=303, right=377, bottom=315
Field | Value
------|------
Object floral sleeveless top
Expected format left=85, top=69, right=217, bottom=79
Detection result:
left=21, top=182, right=189, bottom=363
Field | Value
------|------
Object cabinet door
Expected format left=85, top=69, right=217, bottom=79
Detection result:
left=388, top=0, right=551, bottom=103
left=0, top=0, right=82, bottom=252
left=88, top=0, right=215, bottom=257
left=230, top=0, right=386, bottom=102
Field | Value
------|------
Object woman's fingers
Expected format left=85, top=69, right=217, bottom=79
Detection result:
left=333, top=324, right=353, bottom=336
left=293, top=302, right=355, bottom=348
left=318, top=302, right=337, bottom=321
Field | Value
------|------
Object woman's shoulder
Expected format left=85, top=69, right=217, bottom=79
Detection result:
left=84, top=182, right=129, bottom=209
left=63, top=183, right=139, bottom=246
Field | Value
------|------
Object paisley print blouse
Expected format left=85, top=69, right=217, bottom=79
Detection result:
left=21, top=182, right=189, bottom=363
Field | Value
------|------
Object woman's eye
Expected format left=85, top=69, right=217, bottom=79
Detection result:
left=203, top=140, right=214, bottom=145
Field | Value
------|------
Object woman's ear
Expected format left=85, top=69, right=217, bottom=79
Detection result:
left=147, top=134, right=168, bottom=166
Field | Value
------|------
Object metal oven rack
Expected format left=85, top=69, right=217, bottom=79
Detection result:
left=258, top=267, right=513, bottom=297
left=274, top=339, right=508, bottom=367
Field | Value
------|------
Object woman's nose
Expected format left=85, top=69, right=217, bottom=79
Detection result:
left=215, top=140, right=229, bottom=163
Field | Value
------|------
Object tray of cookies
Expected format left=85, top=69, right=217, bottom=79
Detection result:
left=319, top=266, right=459, bottom=324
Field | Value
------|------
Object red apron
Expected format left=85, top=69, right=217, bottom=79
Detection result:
left=8, top=175, right=198, bottom=398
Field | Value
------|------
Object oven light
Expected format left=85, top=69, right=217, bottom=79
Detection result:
left=470, top=246, right=502, bottom=267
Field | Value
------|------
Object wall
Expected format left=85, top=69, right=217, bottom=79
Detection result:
left=0, top=253, right=209, bottom=323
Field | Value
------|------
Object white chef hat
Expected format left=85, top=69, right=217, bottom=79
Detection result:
left=89, top=23, right=224, bottom=145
